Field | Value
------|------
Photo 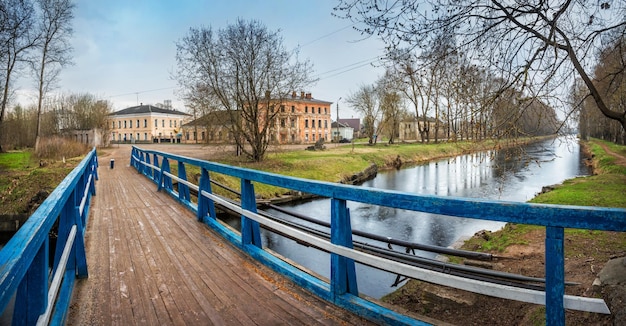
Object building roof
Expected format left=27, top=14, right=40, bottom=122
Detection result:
left=110, top=104, right=190, bottom=116
left=338, top=118, right=360, bottom=131
left=331, top=121, right=352, bottom=129
left=182, top=110, right=236, bottom=127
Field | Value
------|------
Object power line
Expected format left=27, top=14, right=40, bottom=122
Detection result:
left=107, top=86, right=177, bottom=99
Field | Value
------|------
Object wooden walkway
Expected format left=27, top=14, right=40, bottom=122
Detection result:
left=67, top=147, right=373, bottom=325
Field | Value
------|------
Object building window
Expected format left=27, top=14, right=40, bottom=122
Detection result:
left=312, top=134, right=316, bottom=141
left=118, top=121, right=121, bottom=128
left=319, top=120, right=322, bottom=128
left=155, top=119, right=158, bottom=127
left=280, top=105, right=285, bottom=113
left=136, top=133, right=139, bottom=140
left=291, top=106, right=295, bottom=113
left=162, top=120, right=165, bottom=127
left=305, top=133, right=309, bottom=142
left=312, top=120, right=315, bottom=128
left=290, top=118, right=295, bottom=127
left=129, top=120, right=133, bottom=128
left=201, top=131, right=205, bottom=140
left=324, top=120, right=328, bottom=128
left=144, top=133, right=148, bottom=140
left=137, top=119, right=139, bottom=127
left=281, top=119, right=286, bottom=127
left=144, top=119, right=147, bottom=127
left=186, top=132, right=189, bottom=140
left=174, top=120, right=177, bottom=127
left=305, top=120, right=308, bottom=128
left=305, top=106, right=308, bottom=113
left=170, top=120, right=172, bottom=127
left=124, top=121, right=127, bottom=128
left=318, top=107, right=321, bottom=114
left=324, top=108, right=327, bottom=114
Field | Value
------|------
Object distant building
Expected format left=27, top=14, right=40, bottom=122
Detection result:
left=181, top=110, right=236, bottom=144
left=182, top=92, right=333, bottom=145
left=269, top=92, right=333, bottom=144
left=398, top=116, right=443, bottom=141
left=108, top=104, right=191, bottom=143
left=338, top=118, right=361, bottom=139
left=331, top=121, right=354, bottom=141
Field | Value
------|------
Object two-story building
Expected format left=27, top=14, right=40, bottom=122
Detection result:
left=109, top=104, right=191, bottom=143
left=269, top=91, right=333, bottom=144
left=181, top=92, right=333, bottom=145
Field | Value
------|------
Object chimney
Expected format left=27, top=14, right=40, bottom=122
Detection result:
left=265, top=90, right=270, bottom=98
left=292, top=91, right=296, bottom=98
left=300, top=91, right=305, bottom=98
left=306, top=93, right=312, bottom=99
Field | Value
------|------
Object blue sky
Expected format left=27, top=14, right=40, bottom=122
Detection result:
left=17, top=0, right=387, bottom=119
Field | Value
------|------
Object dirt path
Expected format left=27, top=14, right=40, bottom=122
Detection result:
left=596, top=141, right=626, bottom=167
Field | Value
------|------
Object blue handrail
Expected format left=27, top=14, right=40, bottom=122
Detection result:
left=130, top=146, right=626, bottom=326
left=0, top=148, right=98, bottom=325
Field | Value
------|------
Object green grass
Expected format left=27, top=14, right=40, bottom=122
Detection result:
left=0, top=151, right=33, bottom=170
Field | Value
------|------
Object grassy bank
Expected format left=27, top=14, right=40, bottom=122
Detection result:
left=208, top=137, right=544, bottom=199
left=0, top=150, right=82, bottom=215
left=458, top=138, right=626, bottom=253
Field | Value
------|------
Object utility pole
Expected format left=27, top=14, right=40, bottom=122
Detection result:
left=336, top=97, right=341, bottom=143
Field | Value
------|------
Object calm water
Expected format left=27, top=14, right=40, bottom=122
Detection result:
left=222, top=136, right=591, bottom=298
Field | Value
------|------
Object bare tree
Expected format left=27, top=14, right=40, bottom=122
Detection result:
left=346, top=84, right=382, bottom=144
left=0, top=0, right=38, bottom=152
left=175, top=19, right=314, bottom=161
left=32, top=0, right=74, bottom=151
left=377, top=71, right=405, bottom=144
left=335, top=0, right=626, bottom=139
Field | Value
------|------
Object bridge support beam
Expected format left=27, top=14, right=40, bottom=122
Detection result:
left=197, top=168, right=217, bottom=222
left=546, top=226, right=565, bottom=326
left=241, top=179, right=262, bottom=247
left=330, top=198, right=358, bottom=300
left=177, top=161, right=190, bottom=202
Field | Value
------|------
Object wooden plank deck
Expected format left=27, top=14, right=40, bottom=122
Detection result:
left=67, top=146, right=374, bottom=325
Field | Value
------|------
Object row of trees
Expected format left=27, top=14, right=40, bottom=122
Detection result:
left=0, top=93, right=113, bottom=149
left=0, top=0, right=75, bottom=152
left=335, top=0, right=626, bottom=144
left=347, top=49, right=560, bottom=144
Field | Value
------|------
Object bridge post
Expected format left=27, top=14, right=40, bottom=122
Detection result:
left=330, top=198, right=358, bottom=300
left=152, top=154, right=159, bottom=181
left=197, top=168, right=217, bottom=221
left=13, top=239, right=48, bottom=325
left=158, top=158, right=173, bottom=192
left=145, top=154, right=152, bottom=180
left=240, top=179, right=262, bottom=247
left=138, top=152, right=145, bottom=175
left=545, top=226, right=565, bottom=326
left=177, top=161, right=191, bottom=202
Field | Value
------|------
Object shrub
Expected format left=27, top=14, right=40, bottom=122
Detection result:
left=35, top=137, right=90, bottom=160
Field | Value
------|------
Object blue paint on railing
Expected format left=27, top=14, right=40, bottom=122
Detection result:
left=129, top=146, right=626, bottom=326
left=0, top=148, right=98, bottom=325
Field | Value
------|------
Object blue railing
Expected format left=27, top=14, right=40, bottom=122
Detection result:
left=130, top=146, right=626, bottom=326
left=0, top=148, right=98, bottom=325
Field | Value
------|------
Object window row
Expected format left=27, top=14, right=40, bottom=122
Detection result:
left=112, top=119, right=181, bottom=129
left=279, top=118, right=329, bottom=128
left=273, top=106, right=329, bottom=114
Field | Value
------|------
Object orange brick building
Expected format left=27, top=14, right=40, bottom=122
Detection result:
left=269, top=91, right=333, bottom=144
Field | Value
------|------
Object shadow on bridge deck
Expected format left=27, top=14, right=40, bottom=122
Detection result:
left=67, top=145, right=374, bottom=325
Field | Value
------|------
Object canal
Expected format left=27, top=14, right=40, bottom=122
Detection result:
left=222, top=136, right=592, bottom=299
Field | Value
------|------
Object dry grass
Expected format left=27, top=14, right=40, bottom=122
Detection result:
left=35, top=136, right=91, bottom=160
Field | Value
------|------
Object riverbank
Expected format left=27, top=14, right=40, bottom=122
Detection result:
left=382, top=138, right=626, bottom=325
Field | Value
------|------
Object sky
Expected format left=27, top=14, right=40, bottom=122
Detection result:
left=16, top=0, right=387, bottom=120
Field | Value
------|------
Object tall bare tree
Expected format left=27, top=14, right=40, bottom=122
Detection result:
left=175, top=19, right=314, bottom=161
left=32, top=0, right=74, bottom=151
left=346, top=84, right=382, bottom=144
left=335, top=1, right=626, bottom=140
left=0, top=0, right=38, bottom=152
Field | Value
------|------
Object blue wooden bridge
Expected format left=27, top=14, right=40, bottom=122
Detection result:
left=1, top=145, right=625, bottom=325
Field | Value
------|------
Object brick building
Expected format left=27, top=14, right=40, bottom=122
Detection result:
left=182, top=92, right=333, bottom=145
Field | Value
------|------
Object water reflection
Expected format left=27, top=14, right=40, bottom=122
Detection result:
left=222, top=136, right=591, bottom=298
